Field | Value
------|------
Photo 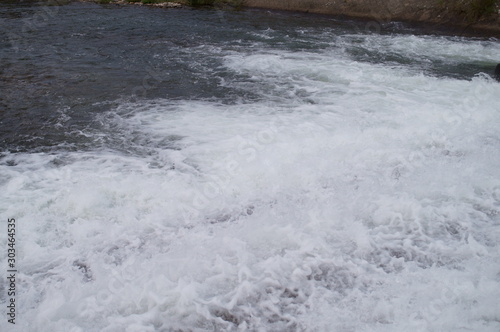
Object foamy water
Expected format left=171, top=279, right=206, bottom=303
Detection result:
left=1, top=4, right=500, bottom=331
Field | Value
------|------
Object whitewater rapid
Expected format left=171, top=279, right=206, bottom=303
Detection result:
left=1, top=6, right=500, bottom=331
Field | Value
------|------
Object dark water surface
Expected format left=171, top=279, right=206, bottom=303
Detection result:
left=1, top=1, right=498, bottom=153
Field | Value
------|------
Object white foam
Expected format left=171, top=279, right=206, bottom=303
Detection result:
left=1, top=30, right=500, bottom=332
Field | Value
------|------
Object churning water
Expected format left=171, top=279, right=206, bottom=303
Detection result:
left=1, top=1, right=500, bottom=331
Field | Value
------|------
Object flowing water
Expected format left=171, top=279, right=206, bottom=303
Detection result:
left=1, top=1, right=500, bottom=331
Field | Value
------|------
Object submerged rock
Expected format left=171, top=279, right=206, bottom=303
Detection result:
left=495, top=64, right=500, bottom=81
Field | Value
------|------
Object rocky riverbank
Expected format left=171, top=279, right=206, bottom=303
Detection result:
left=244, top=0, right=500, bottom=36
left=82, top=0, right=183, bottom=7
left=83, top=0, right=500, bottom=36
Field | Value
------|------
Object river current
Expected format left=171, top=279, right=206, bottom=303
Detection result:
left=1, top=1, right=500, bottom=331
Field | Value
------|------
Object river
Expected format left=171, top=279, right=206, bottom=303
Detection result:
left=1, top=1, right=500, bottom=331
